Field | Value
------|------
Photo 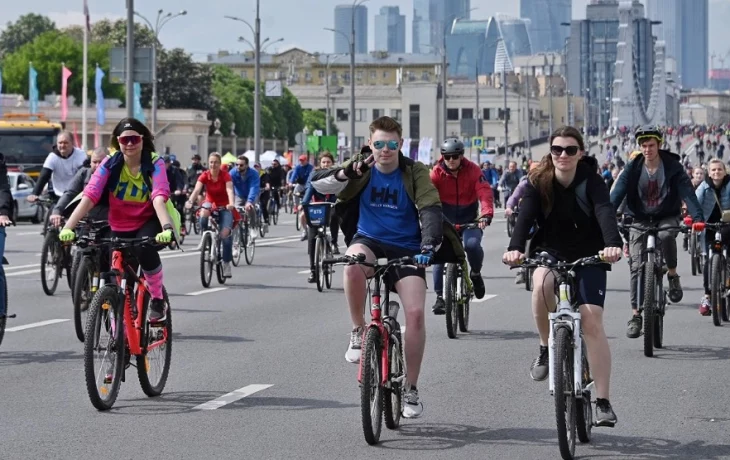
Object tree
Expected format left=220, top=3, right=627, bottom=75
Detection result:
left=302, top=109, right=338, bottom=136
left=90, top=19, right=157, bottom=47
left=139, top=48, right=215, bottom=111
left=0, top=14, right=56, bottom=58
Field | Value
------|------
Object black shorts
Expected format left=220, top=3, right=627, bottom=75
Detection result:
left=349, top=234, right=425, bottom=289
left=572, top=266, right=607, bottom=308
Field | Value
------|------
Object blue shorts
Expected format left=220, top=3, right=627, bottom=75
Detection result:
left=572, top=266, right=607, bottom=308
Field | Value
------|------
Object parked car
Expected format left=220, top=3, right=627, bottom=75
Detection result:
left=9, top=172, right=43, bottom=223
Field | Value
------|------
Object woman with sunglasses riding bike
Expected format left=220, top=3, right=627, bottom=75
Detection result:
left=59, top=117, right=175, bottom=323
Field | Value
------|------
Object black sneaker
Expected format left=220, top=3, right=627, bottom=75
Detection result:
left=470, top=271, right=485, bottom=299
left=530, top=346, right=549, bottom=381
left=626, top=314, right=642, bottom=338
left=332, top=245, right=340, bottom=255
left=432, top=296, right=445, bottom=315
left=667, top=274, right=683, bottom=303
left=595, top=398, right=617, bottom=427
left=149, top=298, right=167, bottom=323
left=307, top=271, right=316, bottom=284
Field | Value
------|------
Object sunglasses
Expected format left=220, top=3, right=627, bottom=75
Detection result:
left=372, top=140, right=399, bottom=150
left=118, top=135, right=142, bottom=146
left=550, top=145, right=580, bottom=156
left=443, top=154, right=462, bottom=161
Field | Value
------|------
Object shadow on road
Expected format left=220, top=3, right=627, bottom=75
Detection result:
left=654, top=345, right=730, bottom=360
left=167, top=306, right=224, bottom=314
left=376, top=423, right=730, bottom=458
left=220, top=396, right=358, bottom=411
left=171, top=332, right=252, bottom=343
left=0, top=350, right=82, bottom=366
left=458, top=330, right=539, bottom=341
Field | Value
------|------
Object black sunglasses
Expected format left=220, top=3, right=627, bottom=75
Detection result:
left=443, top=153, right=462, bottom=161
left=550, top=145, right=580, bottom=156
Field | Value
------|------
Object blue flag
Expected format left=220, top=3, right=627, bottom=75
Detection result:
left=29, top=64, right=38, bottom=115
left=95, top=66, right=105, bottom=125
left=133, top=82, right=145, bottom=123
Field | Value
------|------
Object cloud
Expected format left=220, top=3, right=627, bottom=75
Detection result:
left=47, top=11, right=124, bottom=29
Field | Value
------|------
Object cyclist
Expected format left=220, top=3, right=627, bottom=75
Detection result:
left=59, top=117, right=174, bottom=322
left=28, top=131, right=88, bottom=204
left=311, top=116, right=459, bottom=419
left=610, top=125, right=703, bottom=338
left=503, top=125, right=622, bottom=427
left=0, top=152, right=13, bottom=325
left=186, top=152, right=235, bottom=278
left=302, top=152, right=339, bottom=283
left=230, top=154, right=260, bottom=238
left=51, top=147, right=109, bottom=226
left=256, top=163, right=273, bottom=231
left=429, top=138, right=493, bottom=315
left=164, top=155, right=187, bottom=217
left=290, top=155, right=314, bottom=240
left=268, top=158, right=286, bottom=215
left=695, top=158, right=730, bottom=315
left=498, top=161, right=521, bottom=204
left=506, top=163, right=539, bottom=284
left=186, top=154, right=207, bottom=188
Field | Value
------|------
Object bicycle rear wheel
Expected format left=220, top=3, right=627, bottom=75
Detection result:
left=711, top=254, right=723, bottom=327
left=84, top=285, right=125, bottom=411
left=554, top=326, right=576, bottom=459
left=690, top=232, right=698, bottom=276
left=361, top=327, right=383, bottom=445
left=383, top=328, right=404, bottom=430
left=0, top=278, right=7, bottom=347
left=199, top=233, right=213, bottom=287
left=444, top=264, right=458, bottom=339
left=73, top=257, right=95, bottom=342
left=245, top=226, right=255, bottom=265
left=458, top=271, right=470, bottom=332
left=643, top=261, right=656, bottom=358
left=137, top=289, right=172, bottom=397
left=232, top=226, right=242, bottom=267
left=315, top=237, right=324, bottom=292
left=324, top=239, right=333, bottom=289
left=40, top=233, right=61, bottom=296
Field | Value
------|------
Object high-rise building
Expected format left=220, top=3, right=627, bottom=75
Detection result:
left=646, top=0, right=708, bottom=88
left=520, top=0, right=571, bottom=53
left=334, top=4, right=368, bottom=54
left=412, top=0, right=470, bottom=54
left=374, top=6, right=406, bottom=53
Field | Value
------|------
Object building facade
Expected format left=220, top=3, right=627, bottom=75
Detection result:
left=412, top=0, right=471, bottom=54
left=374, top=6, right=406, bottom=53
left=334, top=5, right=368, bottom=54
left=520, top=0, right=571, bottom=53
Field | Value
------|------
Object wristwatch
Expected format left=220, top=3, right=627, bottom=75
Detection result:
left=162, top=224, right=174, bottom=231
left=421, top=244, right=434, bottom=254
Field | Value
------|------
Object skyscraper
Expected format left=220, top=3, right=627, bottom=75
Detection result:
left=520, top=0, right=571, bottom=53
left=374, top=6, right=406, bottom=53
left=334, top=4, right=368, bottom=54
left=412, top=0, right=470, bottom=54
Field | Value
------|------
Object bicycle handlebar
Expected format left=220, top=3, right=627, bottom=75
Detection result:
left=454, top=220, right=489, bottom=231
left=506, top=252, right=610, bottom=271
left=76, top=235, right=170, bottom=249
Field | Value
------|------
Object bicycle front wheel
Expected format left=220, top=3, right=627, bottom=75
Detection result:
left=711, top=254, right=723, bottom=327
left=137, top=289, right=172, bottom=397
left=232, top=226, right=242, bottom=267
left=40, top=233, right=61, bottom=296
left=361, top=327, right=383, bottom=445
left=73, top=257, right=95, bottom=342
left=315, top=236, right=324, bottom=292
left=458, top=272, right=470, bottom=332
left=199, top=233, right=213, bottom=287
left=642, top=260, right=656, bottom=357
left=0, top=277, right=7, bottom=347
left=444, top=264, right=458, bottom=339
left=554, top=326, right=576, bottom=459
left=690, top=232, right=698, bottom=276
left=383, top=328, right=404, bottom=430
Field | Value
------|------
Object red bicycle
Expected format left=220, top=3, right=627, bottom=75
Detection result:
left=81, top=236, right=172, bottom=411
left=323, top=253, right=410, bottom=445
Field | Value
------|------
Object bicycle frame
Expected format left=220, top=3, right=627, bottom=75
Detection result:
left=548, top=280, right=584, bottom=398
left=358, top=264, right=392, bottom=386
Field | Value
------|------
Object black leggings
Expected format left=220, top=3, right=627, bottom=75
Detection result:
left=111, top=218, right=163, bottom=272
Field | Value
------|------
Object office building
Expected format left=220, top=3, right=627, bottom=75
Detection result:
left=374, top=6, right=406, bottom=53
left=520, top=0, right=571, bottom=53
left=413, top=0, right=471, bottom=54
left=334, top=4, right=368, bottom=54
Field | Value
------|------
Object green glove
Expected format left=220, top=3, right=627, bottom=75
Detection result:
left=59, top=228, right=75, bottom=242
left=156, top=229, right=172, bottom=244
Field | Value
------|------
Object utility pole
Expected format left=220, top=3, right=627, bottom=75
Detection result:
left=549, top=54, right=555, bottom=134
left=525, top=65, right=533, bottom=158
left=125, top=0, right=134, bottom=118
left=349, top=3, right=356, bottom=157
left=254, top=0, right=261, bottom=162
left=475, top=64, right=480, bottom=145
left=442, top=32, right=448, bottom=140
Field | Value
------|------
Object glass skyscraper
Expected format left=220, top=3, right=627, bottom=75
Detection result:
left=520, top=0, right=571, bottom=53
left=412, top=0, right=470, bottom=54
left=334, top=4, right=368, bottom=54
left=374, top=6, right=406, bottom=53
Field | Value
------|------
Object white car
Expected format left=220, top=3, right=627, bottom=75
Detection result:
left=9, top=172, right=43, bottom=223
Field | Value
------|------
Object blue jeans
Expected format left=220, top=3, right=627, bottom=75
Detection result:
left=0, top=227, right=6, bottom=316
left=433, top=227, right=483, bottom=296
left=200, top=210, right=234, bottom=263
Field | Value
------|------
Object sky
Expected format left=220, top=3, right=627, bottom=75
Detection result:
left=2, top=0, right=729, bottom=61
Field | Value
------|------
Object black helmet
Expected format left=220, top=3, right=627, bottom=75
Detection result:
left=441, top=138, right=464, bottom=156
left=635, top=125, right=663, bottom=144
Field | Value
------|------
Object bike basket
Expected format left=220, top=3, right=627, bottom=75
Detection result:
left=304, top=203, right=332, bottom=228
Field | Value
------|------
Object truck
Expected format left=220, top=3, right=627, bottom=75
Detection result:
left=0, top=114, right=63, bottom=178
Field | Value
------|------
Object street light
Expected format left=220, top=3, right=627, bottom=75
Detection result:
left=226, top=2, right=262, bottom=163
left=324, top=54, right=344, bottom=136
left=134, top=8, right=187, bottom=134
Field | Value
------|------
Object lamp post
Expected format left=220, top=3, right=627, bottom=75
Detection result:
left=324, top=54, right=343, bottom=137
left=134, top=8, right=187, bottom=134
left=213, top=118, right=222, bottom=153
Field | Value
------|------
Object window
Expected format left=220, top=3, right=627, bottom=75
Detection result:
left=240, top=70, right=248, bottom=79
left=421, top=70, right=430, bottom=81
left=391, top=109, right=402, bottom=121
left=343, top=71, right=350, bottom=84
left=370, top=70, right=377, bottom=79
left=356, top=71, right=363, bottom=81
left=266, top=71, right=275, bottom=79
left=355, top=109, right=367, bottom=122
left=336, top=109, right=349, bottom=122
left=409, top=104, right=420, bottom=139
left=305, top=71, right=312, bottom=81
left=483, top=108, right=491, bottom=120
left=331, top=70, right=337, bottom=79
left=354, top=136, right=365, bottom=148
left=447, top=108, right=460, bottom=121
left=319, top=70, right=325, bottom=78
left=462, top=108, right=474, bottom=119
left=372, top=109, right=385, bottom=119
left=383, top=71, right=389, bottom=79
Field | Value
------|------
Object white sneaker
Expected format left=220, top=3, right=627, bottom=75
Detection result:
left=402, top=385, right=423, bottom=418
left=222, top=262, right=232, bottom=278
left=345, top=327, right=363, bottom=363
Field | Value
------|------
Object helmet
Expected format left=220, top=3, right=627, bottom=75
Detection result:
left=635, top=125, right=663, bottom=144
left=299, top=154, right=308, bottom=161
left=441, top=138, right=464, bottom=156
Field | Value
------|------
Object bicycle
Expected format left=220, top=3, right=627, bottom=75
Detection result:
left=303, top=202, right=336, bottom=292
left=82, top=236, right=172, bottom=411
left=198, top=203, right=228, bottom=287
left=322, top=253, right=410, bottom=445
left=510, top=252, right=611, bottom=460
left=255, top=202, right=267, bottom=238
left=268, top=187, right=281, bottom=225
left=41, top=216, right=73, bottom=295
left=293, top=191, right=303, bottom=232
left=689, top=225, right=704, bottom=276
left=698, top=222, right=730, bottom=326
left=72, top=220, right=110, bottom=342
left=232, top=206, right=255, bottom=266
left=507, top=205, right=517, bottom=238
left=285, top=186, right=295, bottom=214
left=442, top=222, right=477, bottom=339
left=184, top=204, right=200, bottom=236
left=0, top=222, right=16, bottom=347
left=619, top=221, right=686, bottom=357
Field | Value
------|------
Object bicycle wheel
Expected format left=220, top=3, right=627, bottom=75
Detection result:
left=0, top=277, right=8, bottom=347
left=361, top=327, right=383, bottom=445
left=259, top=213, right=266, bottom=238
left=295, top=212, right=301, bottom=231
left=383, top=328, right=404, bottom=430
left=576, top=344, right=593, bottom=443
left=84, top=284, right=125, bottom=411
left=507, top=217, right=514, bottom=237
left=554, top=326, right=576, bottom=460
left=40, top=233, right=61, bottom=296
left=215, top=239, right=226, bottom=285
left=272, top=203, right=279, bottom=225
left=690, top=232, right=698, bottom=276
left=444, top=263, right=459, bottom=339
left=244, top=226, right=255, bottom=265
left=185, top=211, right=193, bottom=235
left=65, top=247, right=74, bottom=290
left=232, top=226, right=242, bottom=267
left=199, top=233, right=213, bottom=287
left=711, top=254, right=723, bottom=327
left=324, top=239, right=333, bottom=290
left=458, top=271, right=470, bottom=332
left=137, top=289, right=172, bottom=397
left=723, top=260, right=730, bottom=322
left=315, top=237, right=324, bottom=292
left=70, top=249, right=82, bottom=299
left=73, top=257, right=95, bottom=343
left=643, top=260, right=656, bottom=358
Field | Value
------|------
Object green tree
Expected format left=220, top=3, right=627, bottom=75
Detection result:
left=0, top=14, right=56, bottom=58
left=139, top=48, right=215, bottom=111
left=90, top=19, right=157, bottom=47
left=302, top=109, right=337, bottom=136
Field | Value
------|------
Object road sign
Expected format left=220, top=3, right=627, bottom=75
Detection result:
left=109, top=47, right=154, bottom=84
left=265, top=80, right=282, bottom=97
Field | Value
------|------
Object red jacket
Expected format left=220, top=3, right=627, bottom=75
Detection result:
left=430, top=158, right=494, bottom=225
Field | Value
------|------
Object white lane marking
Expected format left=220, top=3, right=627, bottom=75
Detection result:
left=14, top=231, right=42, bottom=236
left=193, top=384, right=274, bottom=410
left=185, top=287, right=228, bottom=296
left=472, top=294, right=498, bottom=303
left=5, top=263, right=40, bottom=271
left=257, top=236, right=302, bottom=247
left=6, top=269, right=40, bottom=277
left=297, top=270, right=310, bottom=274
left=7, top=319, right=70, bottom=332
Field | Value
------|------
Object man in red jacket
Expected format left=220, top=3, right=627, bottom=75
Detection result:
left=430, top=138, right=494, bottom=314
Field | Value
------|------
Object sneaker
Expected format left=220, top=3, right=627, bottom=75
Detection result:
left=626, top=314, right=642, bottom=338
left=470, top=271, right=485, bottom=299
left=222, top=261, right=232, bottom=278
left=667, top=274, right=683, bottom=303
left=307, top=270, right=316, bottom=284
left=402, top=385, right=423, bottom=418
left=332, top=245, right=340, bottom=255
left=345, top=327, right=363, bottom=363
left=515, top=269, right=525, bottom=284
left=149, top=298, right=167, bottom=323
left=300, top=230, right=308, bottom=241
left=432, top=296, right=445, bottom=315
left=595, top=398, right=617, bottom=427
left=530, top=346, right=549, bottom=381
left=699, top=296, right=711, bottom=316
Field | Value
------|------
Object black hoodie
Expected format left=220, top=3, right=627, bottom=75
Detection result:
left=508, top=156, right=623, bottom=263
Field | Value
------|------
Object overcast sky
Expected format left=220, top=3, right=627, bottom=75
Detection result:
left=2, top=0, right=728, bottom=60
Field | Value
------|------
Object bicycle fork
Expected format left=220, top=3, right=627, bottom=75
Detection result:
left=548, top=283, right=584, bottom=398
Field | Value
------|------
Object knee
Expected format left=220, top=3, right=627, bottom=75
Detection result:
left=344, top=264, right=365, bottom=282
left=581, top=313, right=605, bottom=338
left=404, top=306, right=425, bottom=331
left=221, top=227, right=231, bottom=239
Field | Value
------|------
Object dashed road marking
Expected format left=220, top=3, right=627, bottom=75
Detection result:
left=185, top=287, right=228, bottom=296
left=192, top=384, right=274, bottom=410
left=473, top=294, right=498, bottom=303
left=6, top=269, right=40, bottom=277
left=7, top=319, right=70, bottom=332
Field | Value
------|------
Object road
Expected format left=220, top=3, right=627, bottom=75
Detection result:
left=2, top=202, right=730, bottom=460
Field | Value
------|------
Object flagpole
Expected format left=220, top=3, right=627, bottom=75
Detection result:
left=81, top=3, right=89, bottom=150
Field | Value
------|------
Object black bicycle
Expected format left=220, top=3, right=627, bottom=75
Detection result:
left=443, top=222, right=480, bottom=339
left=701, top=222, right=730, bottom=326
left=72, top=220, right=110, bottom=342
left=232, top=206, right=255, bottom=266
left=689, top=225, right=704, bottom=276
left=268, top=187, right=281, bottom=225
left=303, top=202, right=336, bottom=292
left=41, top=217, right=73, bottom=295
